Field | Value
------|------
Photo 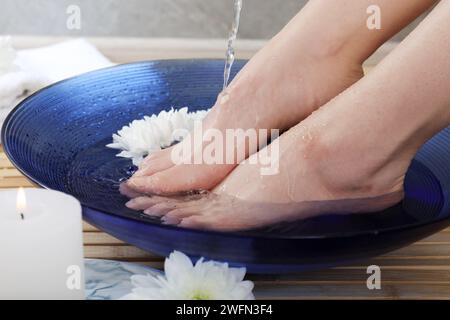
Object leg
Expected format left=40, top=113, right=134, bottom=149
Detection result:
left=127, top=0, right=436, bottom=195
left=127, top=0, right=450, bottom=231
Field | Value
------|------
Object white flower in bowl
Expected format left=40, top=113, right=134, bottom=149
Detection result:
left=107, top=107, right=209, bottom=166
left=121, top=251, right=255, bottom=300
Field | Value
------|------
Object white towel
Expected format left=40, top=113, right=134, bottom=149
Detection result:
left=0, top=37, right=113, bottom=134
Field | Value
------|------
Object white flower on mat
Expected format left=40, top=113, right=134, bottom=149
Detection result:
left=120, top=251, right=255, bottom=300
left=106, top=107, right=209, bottom=166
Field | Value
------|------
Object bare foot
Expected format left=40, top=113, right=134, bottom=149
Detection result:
left=126, top=33, right=363, bottom=195
left=124, top=101, right=407, bottom=231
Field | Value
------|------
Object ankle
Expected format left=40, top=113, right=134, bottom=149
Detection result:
left=303, top=126, right=407, bottom=198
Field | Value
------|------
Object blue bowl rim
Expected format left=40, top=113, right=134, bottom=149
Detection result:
left=1, top=58, right=449, bottom=241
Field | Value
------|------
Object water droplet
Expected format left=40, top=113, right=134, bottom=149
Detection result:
left=306, top=129, right=313, bottom=141
left=219, top=184, right=227, bottom=192
left=220, top=91, right=230, bottom=105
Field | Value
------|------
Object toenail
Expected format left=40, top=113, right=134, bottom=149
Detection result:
left=161, top=216, right=180, bottom=225
left=161, top=217, right=171, bottom=225
left=133, top=170, right=144, bottom=177
left=125, top=199, right=137, bottom=207
left=179, top=219, right=192, bottom=228
left=128, top=177, right=146, bottom=188
left=127, top=178, right=138, bottom=187
left=143, top=208, right=155, bottom=215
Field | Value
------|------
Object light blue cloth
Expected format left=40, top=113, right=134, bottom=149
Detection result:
left=85, top=259, right=162, bottom=300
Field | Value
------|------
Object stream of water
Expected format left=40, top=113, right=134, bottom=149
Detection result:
left=222, top=0, right=243, bottom=91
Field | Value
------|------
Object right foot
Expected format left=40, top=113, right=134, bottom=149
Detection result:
left=127, top=28, right=363, bottom=195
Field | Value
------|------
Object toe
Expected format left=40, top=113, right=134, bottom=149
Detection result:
left=164, top=207, right=200, bottom=221
left=179, top=212, right=254, bottom=232
left=141, top=146, right=173, bottom=165
left=125, top=195, right=179, bottom=210
left=134, top=148, right=175, bottom=177
left=127, top=164, right=232, bottom=195
left=178, top=215, right=214, bottom=230
left=125, top=196, right=159, bottom=210
left=178, top=214, right=241, bottom=231
left=134, top=158, right=175, bottom=178
left=120, top=182, right=144, bottom=198
left=143, top=201, right=178, bottom=217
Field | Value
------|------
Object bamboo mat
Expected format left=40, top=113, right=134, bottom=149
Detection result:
left=1, top=37, right=449, bottom=299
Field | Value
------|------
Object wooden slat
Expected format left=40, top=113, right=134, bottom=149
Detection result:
left=126, top=261, right=165, bottom=269
left=0, top=177, right=35, bottom=188
left=249, top=267, right=450, bottom=283
left=254, top=283, right=450, bottom=300
left=82, top=222, right=101, bottom=232
left=0, top=168, right=22, bottom=177
left=84, top=245, right=158, bottom=260
left=0, top=158, right=11, bottom=168
left=0, top=150, right=35, bottom=188
left=9, top=36, right=396, bottom=66
left=383, top=243, right=450, bottom=257
left=83, top=232, right=125, bottom=245
left=11, top=36, right=264, bottom=63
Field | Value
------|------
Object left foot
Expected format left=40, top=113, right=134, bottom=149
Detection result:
left=125, top=16, right=364, bottom=195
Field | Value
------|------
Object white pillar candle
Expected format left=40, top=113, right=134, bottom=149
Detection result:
left=0, top=188, right=85, bottom=299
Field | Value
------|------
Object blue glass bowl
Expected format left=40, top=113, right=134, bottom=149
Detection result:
left=2, top=60, right=450, bottom=273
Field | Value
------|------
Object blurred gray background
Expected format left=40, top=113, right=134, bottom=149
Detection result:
left=0, top=0, right=426, bottom=40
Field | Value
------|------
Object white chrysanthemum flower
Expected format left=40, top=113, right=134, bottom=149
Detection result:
left=107, top=107, right=209, bottom=166
left=120, top=251, right=255, bottom=300
left=0, top=36, right=17, bottom=74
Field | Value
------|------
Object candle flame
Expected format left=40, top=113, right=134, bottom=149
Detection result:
left=16, top=187, right=27, bottom=213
